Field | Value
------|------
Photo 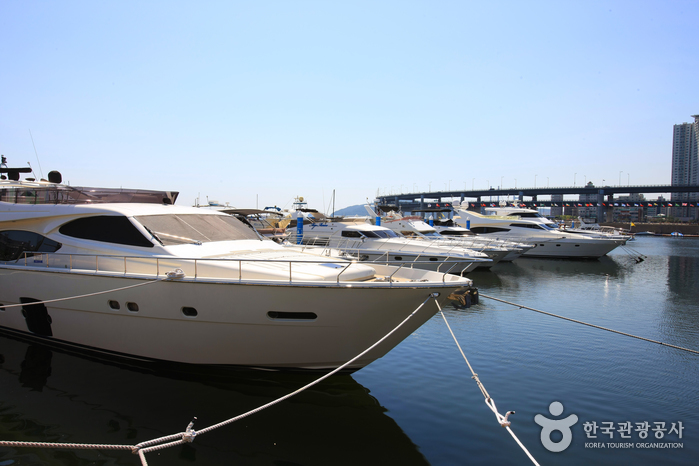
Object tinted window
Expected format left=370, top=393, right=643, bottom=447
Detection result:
left=0, top=230, right=62, bottom=261
left=440, top=230, right=472, bottom=236
left=59, top=216, right=153, bottom=247
left=469, top=227, right=511, bottom=234
left=342, top=231, right=362, bottom=238
left=510, top=223, right=546, bottom=230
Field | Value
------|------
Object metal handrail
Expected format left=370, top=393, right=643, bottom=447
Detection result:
left=9, top=251, right=464, bottom=287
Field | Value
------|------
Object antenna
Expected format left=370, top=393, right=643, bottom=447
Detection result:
left=29, top=129, right=45, bottom=179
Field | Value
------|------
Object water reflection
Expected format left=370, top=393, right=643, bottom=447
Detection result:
left=502, top=255, right=624, bottom=278
left=19, top=344, right=53, bottom=391
left=662, top=252, right=699, bottom=348
left=0, top=332, right=428, bottom=466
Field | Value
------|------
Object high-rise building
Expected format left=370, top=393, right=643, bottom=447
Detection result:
left=671, top=115, right=699, bottom=219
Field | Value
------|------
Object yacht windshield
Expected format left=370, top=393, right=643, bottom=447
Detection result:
left=134, top=214, right=260, bottom=245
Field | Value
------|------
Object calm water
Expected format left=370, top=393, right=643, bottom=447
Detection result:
left=1, top=236, right=698, bottom=465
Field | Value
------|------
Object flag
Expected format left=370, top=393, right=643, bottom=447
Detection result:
left=631, top=222, right=636, bottom=226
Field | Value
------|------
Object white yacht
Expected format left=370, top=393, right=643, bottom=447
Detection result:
left=365, top=206, right=531, bottom=264
left=286, top=219, right=491, bottom=274
left=483, top=204, right=632, bottom=243
left=451, top=203, right=625, bottom=259
left=0, top=162, right=472, bottom=370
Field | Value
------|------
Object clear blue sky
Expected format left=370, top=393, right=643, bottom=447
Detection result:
left=1, top=1, right=696, bottom=211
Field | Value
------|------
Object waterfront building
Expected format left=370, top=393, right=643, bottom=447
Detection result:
left=612, top=194, right=645, bottom=223
left=671, top=114, right=699, bottom=220
left=551, top=194, right=563, bottom=217
left=577, top=182, right=598, bottom=220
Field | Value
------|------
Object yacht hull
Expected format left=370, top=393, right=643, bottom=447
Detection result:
left=521, top=239, right=621, bottom=258
left=0, top=268, right=460, bottom=370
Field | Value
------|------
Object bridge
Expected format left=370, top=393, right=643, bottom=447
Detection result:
left=375, top=184, right=699, bottom=221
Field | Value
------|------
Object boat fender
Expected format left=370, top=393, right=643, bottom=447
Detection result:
left=470, top=288, right=479, bottom=304
left=447, top=288, right=472, bottom=308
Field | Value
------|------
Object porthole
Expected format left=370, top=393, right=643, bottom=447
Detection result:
left=556, top=244, right=561, bottom=247
left=267, top=311, right=317, bottom=321
left=539, top=244, right=545, bottom=247
left=394, top=256, right=403, bottom=261
left=182, top=307, right=198, bottom=317
left=429, top=257, right=438, bottom=261
left=126, top=302, right=139, bottom=312
left=575, top=244, right=580, bottom=247
left=108, top=300, right=120, bottom=310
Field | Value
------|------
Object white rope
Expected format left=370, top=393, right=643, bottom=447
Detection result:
left=435, top=300, right=541, bottom=466
left=0, top=292, right=439, bottom=466
left=0, top=269, right=185, bottom=310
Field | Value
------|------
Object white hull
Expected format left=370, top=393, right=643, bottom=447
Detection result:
left=0, top=266, right=465, bottom=370
left=520, top=239, right=620, bottom=258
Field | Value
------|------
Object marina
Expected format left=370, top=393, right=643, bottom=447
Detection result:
left=2, top=235, right=698, bottom=465
left=2, top=3, right=699, bottom=464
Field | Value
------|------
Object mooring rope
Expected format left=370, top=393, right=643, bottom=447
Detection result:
left=0, top=292, right=438, bottom=466
left=435, top=300, right=541, bottom=466
left=618, top=244, right=646, bottom=263
left=480, top=294, right=699, bottom=355
left=0, top=269, right=185, bottom=310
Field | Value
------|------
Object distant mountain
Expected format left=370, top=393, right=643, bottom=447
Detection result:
left=332, top=204, right=370, bottom=217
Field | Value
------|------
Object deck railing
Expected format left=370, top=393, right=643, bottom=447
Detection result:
left=289, top=238, right=466, bottom=275
left=4, top=251, right=463, bottom=286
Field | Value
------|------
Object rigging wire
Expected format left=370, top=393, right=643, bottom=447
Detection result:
left=481, top=293, right=699, bottom=355
left=29, top=129, right=44, bottom=180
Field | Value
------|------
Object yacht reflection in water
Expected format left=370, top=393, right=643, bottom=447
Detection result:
left=0, top=332, right=429, bottom=465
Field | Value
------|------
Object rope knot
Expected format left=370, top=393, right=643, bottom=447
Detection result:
left=500, top=410, right=515, bottom=427
left=183, top=418, right=197, bottom=443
